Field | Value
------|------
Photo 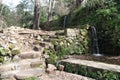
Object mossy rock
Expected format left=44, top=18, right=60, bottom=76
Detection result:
left=80, top=29, right=88, bottom=36
left=9, top=44, right=15, bottom=50
left=33, top=40, right=41, bottom=45
left=11, top=49, right=21, bottom=56
left=0, top=48, right=7, bottom=56
left=0, top=56, right=4, bottom=63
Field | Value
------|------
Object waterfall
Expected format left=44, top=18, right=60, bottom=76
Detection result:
left=63, top=16, right=67, bottom=29
left=91, top=26, right=102, bottom=56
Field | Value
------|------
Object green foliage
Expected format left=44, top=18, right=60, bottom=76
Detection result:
left=64, top=63, right=120, bottom=80
left=45, top=49, right=58, bottom=64
left=60, top=0, right=120, bottom=54
left=33, top=40, right=41, bottom=45
left=0, top=47, right=7, bottom=56
left=0, top=4, right=15, bottom=27
left=0, top=56, right=4, bottom=63
left=0, top=44, right=21, bottom=63
left=81, top=0, right=106, bottom=8
left=99, top=71, right=119, bottom=80
left=16, top=0, right=34, bottom=28
left=45, top=33, right=89, bottom=64
left=0, top=47, right=9, bottom=63
left=20, top=11, right=33, bottom=28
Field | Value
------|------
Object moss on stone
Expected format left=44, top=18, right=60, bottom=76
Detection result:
left=9, top=44, right=15, bottom=50
left=80, top=29, right=88, bottom=36
left=0, top=56, right=4, bottom=63
left=11, top=49, right=21, bottom=56
left=33, top=40, right=41, bottom=45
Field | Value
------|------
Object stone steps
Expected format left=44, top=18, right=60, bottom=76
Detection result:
left=40, top=71, right=95, bottom=80
left=1, top=68, right=45, bottom=80
left=39, top=42, right=53, bottom=49
left=0, top=58, right=45, bottom=73
left=62, top=58, right=120, bottom=73
left=17, top=51, right=44, bottom=59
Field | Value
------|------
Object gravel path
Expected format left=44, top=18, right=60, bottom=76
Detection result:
left=39, top=71, right=94, bottom=80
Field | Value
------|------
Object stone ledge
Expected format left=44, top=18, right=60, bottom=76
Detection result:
left=62, top=58, right=120, bottom=73
left=0, top=58, right=44, bottom=73
left=18, top=51, right=44, bottom=59
left=0, top=68, right=45, bottom=79
left=40, top=71, right=95, bottom=80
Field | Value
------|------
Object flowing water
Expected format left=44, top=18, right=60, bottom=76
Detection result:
left=63, top=16, right=67, bottom=29
left=91, top=26, right=102, bottom=56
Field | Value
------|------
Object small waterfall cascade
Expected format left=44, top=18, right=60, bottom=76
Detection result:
left=90, top=26, right=102, bottom=56
left=63, top=16, right=67, bottom=29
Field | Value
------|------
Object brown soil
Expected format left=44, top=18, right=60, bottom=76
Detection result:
left=69, top=54, right=120, bottom=65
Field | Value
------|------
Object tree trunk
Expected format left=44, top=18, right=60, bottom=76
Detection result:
left=76, top=0, right=82, bottom=8
left=48, top=0, right=55, bottom=21
left=48, top=0, right=52, bottom=21
left=33, top=0, right=40, bottom=30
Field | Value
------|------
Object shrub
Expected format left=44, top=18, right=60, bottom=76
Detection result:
left=64, top=63, right=120, bottom=80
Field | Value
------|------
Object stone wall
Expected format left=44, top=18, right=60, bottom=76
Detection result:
left=44, top=28, right=90, bottom=65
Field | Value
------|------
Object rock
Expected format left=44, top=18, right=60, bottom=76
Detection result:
left=33, top=46, right=39, bottom=51
left=9, top=76, right=16, bottom=80
left=65, top=28, right=80, bottom=37
left=43, top=54, right=49, bottom=59
left=0, top=70, right=17, bottom=79
left=0, top=62, right=31, bottom=73
left=29, top=33, right=34, bottom=38
left=57, top=65, right=64, bottom=71
left=14, top=68, right=45, bottom=80
left=40, top=42, right=54, bottom=49
left=13, top=55, right=21, bottom=61
left=33, top=45, right=43, bottom=51
left=80, top=29, right=88, bottom=36
left=36, top=35, right=43, bottom=41
left=33, top=40, right=41, bottom=45
left=1, top=35, right=6, bottom=39
left=46, top=64, right=57, bottom=73
left=55, top=30, right=65, bottom=35
left=18, top=51, right=43, bottom=59
left=30, top=59, right=45, bottom=68
left=0, top=29, right=3, bottom=33
left=9, top=38, right=17, bottom=44
left=9, top=44, right=15, bottom=50
left=11, top=49, right=21, bottom=56
left=43, top=37, right=51, bottom=42
left=59, top=42, right=64, bottom=46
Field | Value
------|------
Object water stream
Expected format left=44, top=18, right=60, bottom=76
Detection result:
left=63, top=16, right=67, bottom=29
left=91, top=26, right=102, bottom=56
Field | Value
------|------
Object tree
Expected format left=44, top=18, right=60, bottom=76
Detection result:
left=33, top=0, right=41, bottom=29
left=76, top=0, right=82, bottom=8
left=0, top=3, right=14, bottom=27
left=47, top=0, right=56, bottom=21
left=81, top=0, right=106, bottom=8
left=16, top=0, right=34, bottom=27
